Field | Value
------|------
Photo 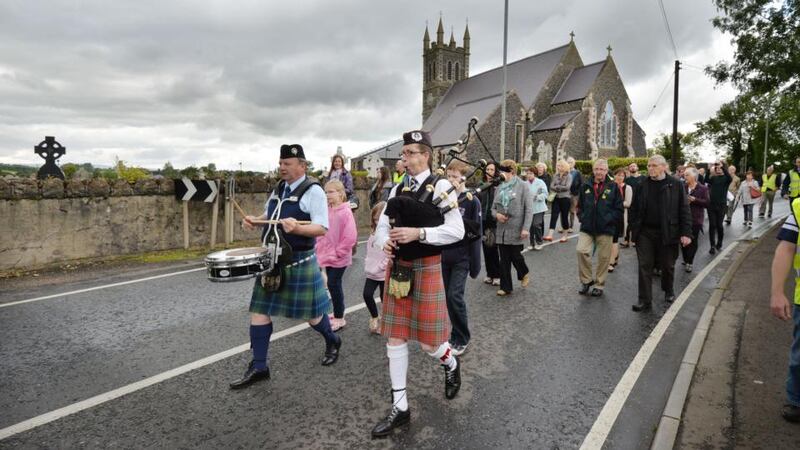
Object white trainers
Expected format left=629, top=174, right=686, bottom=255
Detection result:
left=451, top=343, right=468, bottom=356
left=534, top=244, right=543, bottom=251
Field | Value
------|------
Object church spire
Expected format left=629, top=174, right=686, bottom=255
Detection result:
left=463, top=21, right=470, bottom=51
left=449, top=27, right=456, bottom=47
left=436, top=15, right=444, bottom=44
left=423, top=24, right=430, bottom=50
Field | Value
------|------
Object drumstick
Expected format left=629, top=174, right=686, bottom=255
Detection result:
left=250, top=219, right=312, bottom=225
left=231, top=199, right=249, bottom=219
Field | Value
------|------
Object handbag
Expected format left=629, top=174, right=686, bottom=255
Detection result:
left=547, top=191, right=557, bottom=203
left=483, top=227, right=496, bottom=247
left=750, top=185, right=762, bottom=199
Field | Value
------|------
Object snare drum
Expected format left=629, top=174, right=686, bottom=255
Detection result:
left=205, top=247, right=270, bottom=282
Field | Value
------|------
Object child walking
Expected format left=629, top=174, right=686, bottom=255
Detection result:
left=363, top=201, right=388, bottom=334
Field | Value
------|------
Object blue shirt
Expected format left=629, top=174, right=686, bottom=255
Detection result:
left=263, top=175, right=329, bottom=229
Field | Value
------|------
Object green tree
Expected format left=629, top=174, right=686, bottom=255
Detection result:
left=162, top=162, right=179, bottom=179
left=61, top=163, right=79, bottom=179
left=693, top=94, right=759, bottom=167
left=115, top=160, right=151, bottom=182
left=650, top=132, right=701, bottom=164
left=180, top=165, right=199, bottom=178
left=709, top=0, right=799, bottom=96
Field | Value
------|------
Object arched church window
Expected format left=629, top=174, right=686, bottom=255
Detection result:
left=455, top=62, right=460, bottom=81
left=598, top=101, right=618, bottom=148
left=447, top=61, right=452, bottom=80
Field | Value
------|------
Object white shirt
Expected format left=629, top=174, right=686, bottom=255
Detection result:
left=263, top=175, right=329, bottom=229
left=375, top=169, right=465, bottom=249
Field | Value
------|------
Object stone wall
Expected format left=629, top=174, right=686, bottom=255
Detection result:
left=0, top=177, right=373, bottom=271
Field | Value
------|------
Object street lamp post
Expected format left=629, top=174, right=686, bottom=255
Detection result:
left=499, top=0, right=509, bottom=161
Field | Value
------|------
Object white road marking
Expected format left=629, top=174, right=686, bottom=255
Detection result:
left=579, top=216, right=784, bottom=449
left=2, top=241, right=373, bottom=310
left=521, top=232, right=579, bottom=253
left=0, top=267, right=206, bottom=309
left=0, top=300, right=374, bottom=441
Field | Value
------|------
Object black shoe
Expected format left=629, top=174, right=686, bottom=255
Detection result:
left=371, top=406, right=411, bottom=438
left=653, top=268, right=662, bottom=277
left=716, top=245, right=722, bottom=251
left=665, top=293, right=676, bottom=304
left=578, top=281, right=594, bottom=295
left=590, top=287, right=604, bottom=297
left=632, top=302, right=652, bottom=312
left=685, top=263, right=693, bottom=273
left=229, top=362, right=270, bottom=389
left=768, top=214, right=772, bottom=218
left=709, top=247, right=717, bottom=255
left=759, top=214, right=765, bottom=218
left=322, top=337, right=342, bottom=366
left=724, top=219, right=731, bottom=225
left=444, top=356, right=461, bottom=399
left=782, top=404, right=800, bottom=423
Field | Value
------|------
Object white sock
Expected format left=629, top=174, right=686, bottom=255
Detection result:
left=428, top=341, right=457, bottom=371
left=387, top=343, right=409, bottom=411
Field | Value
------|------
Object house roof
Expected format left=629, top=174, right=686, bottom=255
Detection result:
left=551, top=60, right=605, bottom=105
left=531, top=111, right=580, bottom=132
left=424, top=44, right=570, bottom=146
left=353, top=139, right=403, bottom=161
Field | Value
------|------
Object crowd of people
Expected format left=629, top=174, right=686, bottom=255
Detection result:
left=238, top=136, right=800, bottom=436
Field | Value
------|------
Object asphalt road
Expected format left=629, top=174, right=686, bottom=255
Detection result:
left=0, top=201, right=789, bottom=449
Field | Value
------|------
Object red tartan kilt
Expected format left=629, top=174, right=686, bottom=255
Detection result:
left=380, top=255, right=450, bottom=347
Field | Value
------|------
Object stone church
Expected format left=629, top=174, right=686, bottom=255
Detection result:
left=351, top=17, right=646, bottom=174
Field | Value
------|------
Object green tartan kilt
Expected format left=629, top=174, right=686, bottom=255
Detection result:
left=249, top=250, right=332, bottom=320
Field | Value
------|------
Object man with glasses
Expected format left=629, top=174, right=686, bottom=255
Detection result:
left=371, top=130, right=465, bottom=438
left=629, top=155, right=692, bottom=311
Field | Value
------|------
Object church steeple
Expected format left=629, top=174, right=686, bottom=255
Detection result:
left=422, top=16, right=470, bottom=124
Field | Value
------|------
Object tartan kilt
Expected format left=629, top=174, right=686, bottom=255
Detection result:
left=381, top=255, right=450, bottom=347
left=249, top=250, right=332, bottom=320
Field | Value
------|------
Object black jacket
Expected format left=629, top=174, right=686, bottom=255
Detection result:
left=629, top=175, right=692, bottom=245
left=577, top=179, right=623, bottom=236
left=569, top=169, right=583, bottom=196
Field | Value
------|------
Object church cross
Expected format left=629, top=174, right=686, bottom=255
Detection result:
left=569, top=31, right=575, bottom=42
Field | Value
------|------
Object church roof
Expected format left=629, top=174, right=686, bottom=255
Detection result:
left=551, top=61, right=605, bottom=105
left=531, top=111, right=580, bottom=132
left=424, top=44, right=570, bottom=145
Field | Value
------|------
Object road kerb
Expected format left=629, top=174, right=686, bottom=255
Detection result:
left=650, top=220, right=781, bottom=450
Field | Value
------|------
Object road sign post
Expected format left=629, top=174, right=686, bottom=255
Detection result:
left=174, top=178, right=220, bottom=249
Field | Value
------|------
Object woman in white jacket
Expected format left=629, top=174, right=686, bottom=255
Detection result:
left=738, top=170, right=760, bottom=227
left=609, top=168, right=634, bottom=272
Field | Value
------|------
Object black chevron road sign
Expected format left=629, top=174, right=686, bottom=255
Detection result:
left=174, top=178, right=218, bottom=202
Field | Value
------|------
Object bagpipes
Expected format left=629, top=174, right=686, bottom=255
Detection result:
left=385, top=118, right=505, bottom=297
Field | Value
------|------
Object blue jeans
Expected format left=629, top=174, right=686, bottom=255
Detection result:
left=442, top=260, right=471, bottom=347
left=788, top=305, right=800, bottom=406
left=325, top=267, right=347, bottom=319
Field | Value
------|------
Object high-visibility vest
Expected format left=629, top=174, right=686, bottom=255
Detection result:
left=393, top=172, right=405, bottom=184
left=790, top=171, right=800, bottom=198
left=791, top=198, right=800, bottom=305
left=762, top=173, right=777, bottom=192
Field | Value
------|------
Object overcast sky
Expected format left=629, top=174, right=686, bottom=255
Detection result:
left=0, top=0, right=737, bottom=172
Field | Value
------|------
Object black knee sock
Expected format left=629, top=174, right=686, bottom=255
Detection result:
left=311, top=314, right=340, bottom=345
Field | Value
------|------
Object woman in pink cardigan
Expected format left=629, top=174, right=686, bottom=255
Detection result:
left=316, top=180, right=357, bottom=331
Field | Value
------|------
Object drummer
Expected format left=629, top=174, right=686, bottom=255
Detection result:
left=232, top=144, right=342, bottom=389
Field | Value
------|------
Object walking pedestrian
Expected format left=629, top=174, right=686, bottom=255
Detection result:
left=478, top=162, right=501, bottom=286
left=576, top=159, right=623, bottom=297
left=525, top=166, right=548, bottom=250
left=536, top=162, right=552, bottom=192
left=724, top=165, right=741, bottom=224
left=544, top=160, right=573, bottom=243
left=492, top=159, right=534, bottom=296
left=441, top=160, right=482, bottom=355
left=316, top=180, right=358, bottom=331
left=608, top=168, right=633, bottom=272
left=629, top=155, right=692, bottom=312
left=769, top=198, right=800, bottom=423
left=369, top=166, right=393, bottom=209
left=622, top=162, right=644, bottom=247
left=371, top=130, right=464, bottom=438
left=363, top=201, right=388, bottom=334
left=567, top=156, right=583, bottom=232
left=681, top=168, right=709, bottom=273
left=760, top=165, right=779, bottom=218
left=781, top=157, right=800, bottom=201
left=706, top=160, right=733, bottom=254
left=325, top=153, right=354, bottom=199
left=232, top=144, right=341, bottom=390
left=738, top=170, right=760, bottom=227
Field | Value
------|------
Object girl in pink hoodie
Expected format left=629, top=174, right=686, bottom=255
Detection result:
left=316, top=180, right=357, bottom=331
left=363, top=201, right=389, bottom=334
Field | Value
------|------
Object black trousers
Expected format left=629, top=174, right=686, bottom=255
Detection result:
left=637, top=228, right=678, bottom=305
left=707, top=204, right=726, bottom=248
left=549, top=197, right=571, bottom=230
left=498, top=244, right=529, bottom=292
left=362, top=278, right=383, bottom=318
left=482, top=238, right=501, bottom=279
left=681, top=225, right=702, bottom=264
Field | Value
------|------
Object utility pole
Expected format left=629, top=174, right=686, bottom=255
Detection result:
left=671, top=60, right=680, bottom=171
left=499, top=0, right=509, bottom=161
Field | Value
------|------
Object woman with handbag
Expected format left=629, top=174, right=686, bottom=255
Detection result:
left=478, top=162, right=501, bottom=286
left=738, top=170, right=761, bottom=227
